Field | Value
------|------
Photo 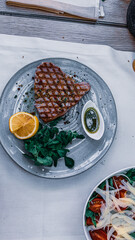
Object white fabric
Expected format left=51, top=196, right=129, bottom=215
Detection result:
left=6, top=0, right=100, bottom=19
left=55, top=0, right=97, bottom=7
left=0, top=34, right=135, bottom=240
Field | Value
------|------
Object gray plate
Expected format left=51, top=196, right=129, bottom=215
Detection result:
left=0, top=58, right=117, bottom=178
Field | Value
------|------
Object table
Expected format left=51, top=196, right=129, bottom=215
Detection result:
left=0, top=2, right=135, bottom=240
left=0, top=0, right=135, bottom=51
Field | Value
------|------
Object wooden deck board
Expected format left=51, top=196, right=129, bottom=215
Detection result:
left=0, top=14, right=134, bottom=51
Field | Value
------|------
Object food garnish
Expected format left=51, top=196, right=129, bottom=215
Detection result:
left=9, top=112, right=39, bottom=139
left=34, top=62, right=90, bottom=123
left=85, top=169, right=135, bottom=240
left=24, top=118, right=84, bottom=168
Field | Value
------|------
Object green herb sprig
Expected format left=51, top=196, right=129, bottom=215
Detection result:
left=125, top=169, right=135, bottom=184
left=24, top=118, right=84, bottom=169
left=85, top=202, right=99, bottom=227
left=130, top=232, right=135, bottom=238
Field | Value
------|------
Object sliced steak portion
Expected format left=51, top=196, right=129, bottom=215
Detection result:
left=34, top=62, right=90, bottom=123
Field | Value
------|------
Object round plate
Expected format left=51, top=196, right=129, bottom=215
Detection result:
left=0, top=58, right=117, bottom=178
left=83, top=166, right=135, bottom=240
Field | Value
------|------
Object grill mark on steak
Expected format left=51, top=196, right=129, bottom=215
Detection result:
left=34, top=62, right=90, bottom=123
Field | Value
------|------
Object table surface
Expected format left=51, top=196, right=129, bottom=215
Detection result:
left=0, top=2, right=135, bottom=240
left=0, top=0, right=135, bottom=51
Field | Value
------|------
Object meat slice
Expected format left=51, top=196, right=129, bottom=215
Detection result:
left=34, top=62, right=90, bottom=123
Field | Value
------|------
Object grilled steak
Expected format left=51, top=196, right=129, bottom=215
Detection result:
left=34, top=62, right=90, bottom=123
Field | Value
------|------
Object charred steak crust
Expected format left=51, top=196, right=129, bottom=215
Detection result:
left=34, top=62, right=90, bottom=123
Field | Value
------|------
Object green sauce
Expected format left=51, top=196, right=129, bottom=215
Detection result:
left=84, top=107, right=100, bottom=133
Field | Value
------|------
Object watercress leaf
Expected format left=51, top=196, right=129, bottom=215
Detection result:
left=25, top=141, right=34, bottom=151
left=46, top=139, right=54, bottom=146
left=126, top=169, right=135, bottom=177
left=85, top=209, right=94, bottom=218
left=37, top=122, right=42, bottom=131
left=72, top=131, right=78, bottom=138
left=86, top=202, right=90, bottom=210
left=49, top=127, right=59, bottom=138
left=45, top=128, right=51, bottom=137
left=23, top=153, right=34, bottom=160
left=76, top=134, right=85, bottom=139
left=24, top=143, right=28, bottom=150
left=89, top=193, right=98, bottom=202
left=64, top=156, right=74, bottom=169
left=91, top=215, right=97, bottom=227
left=34, top=160, right=43, bottom=166
left=56, top=132, right=68, bottom=145
left=125, top=169, right=135, bottom=183
left=38, top=127, right=47, bottom=136
left=56, top=135, right=63, bottom=143
left=130, top=233, right=135, bottom=238
left=28, top=146, right=38, bottom=157
left=85, top=210, right=97, bottom=227
left=52, top=153, right=59, bottom=167
left=49, top=130, right=55, bottom=139
left=99, top=180, right=106, bottom=190
left=58, top=132, right=67, bottom=144
left=48, top=151, right=54, bottom=157
left=53, top=158, right=58, bottom=167
left=37, top=156, right=53, bottom=166
left=40, top=148, right=48, bottom=157
left=66, top=132, right=73, bottom=143
left=61, top=131, right=68, bottom=137
left=109, top=177, right=114, bottom=188
left=49, top=117, right=62, bottom=127
left=43, top=134, right=50, bottom=143
left=57, top=149, right=69, bottom=157
left=48, top=145, right=57, bottom=150
left=51, top=151, right=59, bottom=158
left=73, top=131, right=85, bottom=139
left=52, top=143, right=63, bottom=150
left=47, top=140, right=60, bottom=146
left=44, top=142, right=49, bottom=148
left=62, top=138, right=69, bottom=146
left=53, top=127, right=59, bottom=135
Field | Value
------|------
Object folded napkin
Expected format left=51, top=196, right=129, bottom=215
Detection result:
left=6, top=0, right=100, bottom=20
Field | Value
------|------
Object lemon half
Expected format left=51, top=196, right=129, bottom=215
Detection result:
left=9, top=112, right=39, bottom=139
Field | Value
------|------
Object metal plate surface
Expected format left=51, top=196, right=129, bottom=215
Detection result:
left=0, top=58, right=117, bottom=178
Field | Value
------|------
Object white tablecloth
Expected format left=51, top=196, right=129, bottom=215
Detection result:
left=0, top=34, right=135, bottom=240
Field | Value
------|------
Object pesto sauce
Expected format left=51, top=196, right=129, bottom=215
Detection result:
left=84, top=107, right=100, bottom=133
